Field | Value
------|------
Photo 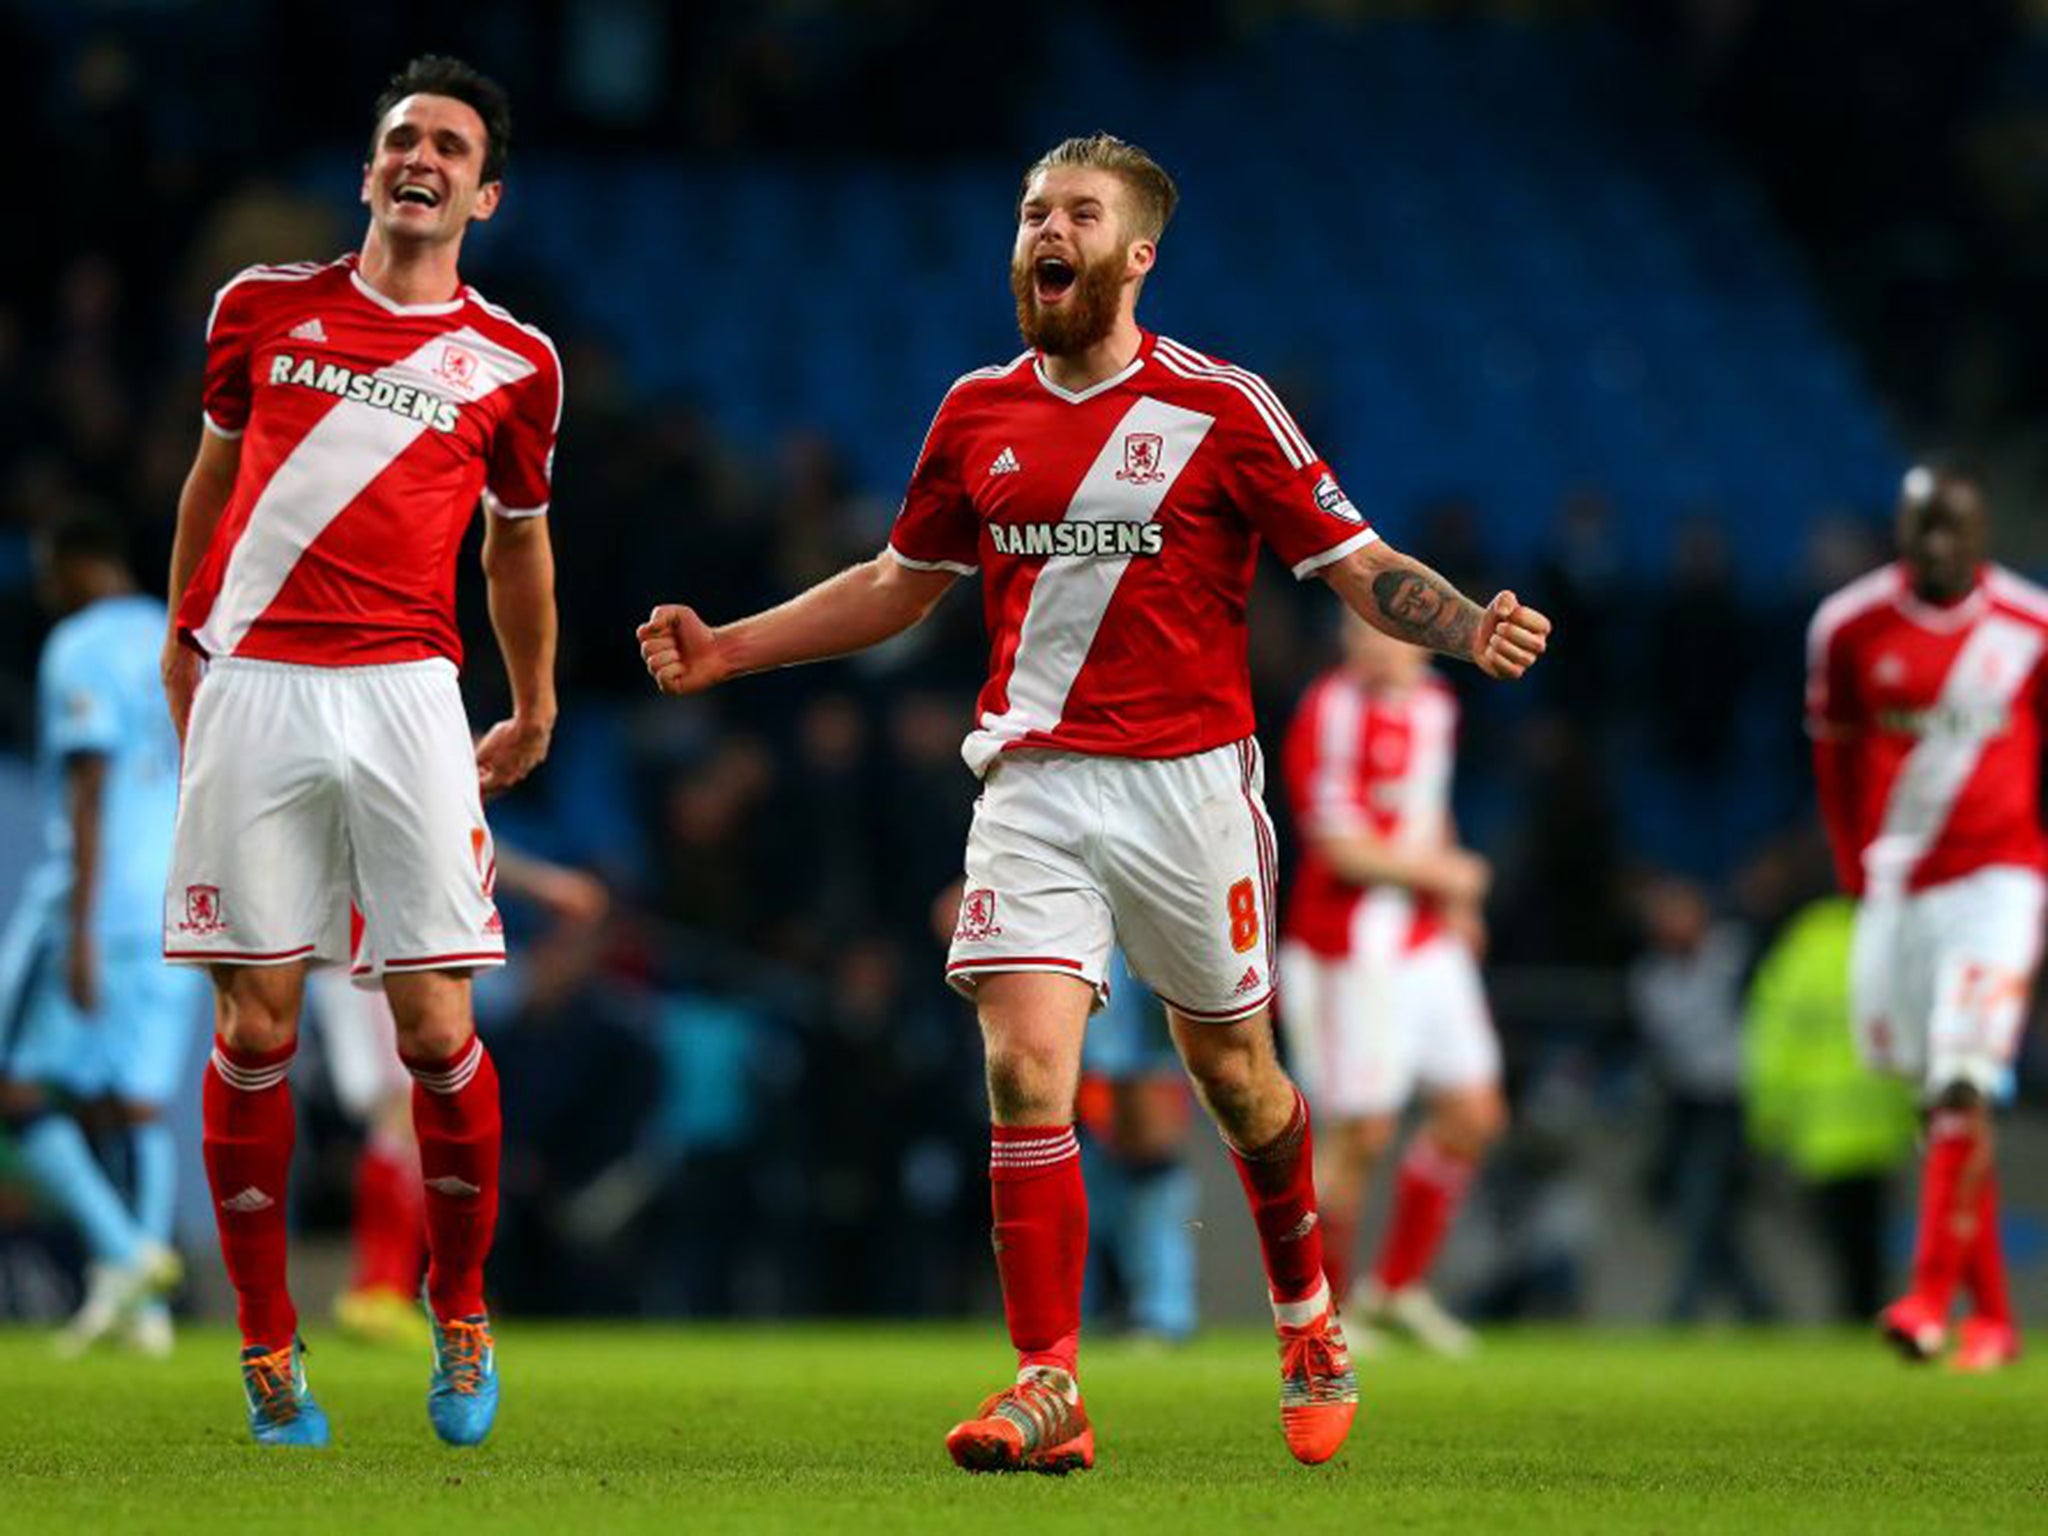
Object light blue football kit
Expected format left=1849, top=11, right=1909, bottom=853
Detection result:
left=0, top=593, right=204, bottom=1265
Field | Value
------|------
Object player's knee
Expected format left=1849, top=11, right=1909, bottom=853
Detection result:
left=1930, top=1079, right=1987, bottom=1115
left=1435, top=1090, right=1508, bottom=1155
left=1349, top=1115, right=1398, bottom=1163
left=985, top=1042, right=1073, bottom=1123
left=394, top=1014, right=475, bottom=1065
left=1184, top=1040, right=1262, bottom=1122
left=215, top=1004, right=296, bottom=1055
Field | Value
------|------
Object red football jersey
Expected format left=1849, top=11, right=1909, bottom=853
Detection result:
left=888, top=332, right=1376, bottom=772
left=1806, top=562, right=2048, bottom=898
left=1280, top=666, right=1459, bottom=957
left=180, top=254, right=562, bottom=667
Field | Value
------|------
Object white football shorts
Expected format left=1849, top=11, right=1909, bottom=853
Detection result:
left=1278, top=921, right=1499, bottom=1120
left=165, top=657, right=504, bottom=985
left=947, top=739, right=1279, bottom=1023
left=1850, top=864, right=2043, bottom=1096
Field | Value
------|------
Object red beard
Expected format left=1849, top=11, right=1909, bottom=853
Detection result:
left=1012, top=245, right=1126, bottom=356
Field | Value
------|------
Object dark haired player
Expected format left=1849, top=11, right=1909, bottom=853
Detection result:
left=1808, top=464, right=2047, bottom=1372
left=642, top=134, right=1549, bottom=1471
left=161, top=55, right=561, bottom=1445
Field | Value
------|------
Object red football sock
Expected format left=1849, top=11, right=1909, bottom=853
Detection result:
left=1320, top=1202, right=1358, bottom=1302
left=1906, top=1112, right=1977, bottom=1314
left=350, top=1126, right=426, bottom=1295
left=201, top=1036, right=299, bottom=1349
left=989, top=1124, right=1088, bottom=1375
left=1373, top=1134, right=1478, bottom=1292
left=404, top=1036, right=501, bottom=1321
left=1964, top=1166, right=2013, bottom=1328
left=1228, top=1089, right=1328, bottom=1308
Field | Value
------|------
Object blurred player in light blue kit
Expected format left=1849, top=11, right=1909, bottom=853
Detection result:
left=0, top=513, right=205, bottom=1353
left=1079, top=950, right=1198, bottom=1341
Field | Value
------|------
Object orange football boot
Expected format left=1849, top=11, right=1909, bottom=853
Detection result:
left=1948, top=1317, right=2020, bottom=1373
left=1879, top=1294, right=1948, bottom=1363
left=1277, top=1307, right=1359, bottom=1464
left=945, top=1364, right=1094, bottom=1474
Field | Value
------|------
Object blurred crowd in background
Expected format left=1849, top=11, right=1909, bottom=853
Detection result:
left=1, top=0, right=2044, bottom=1325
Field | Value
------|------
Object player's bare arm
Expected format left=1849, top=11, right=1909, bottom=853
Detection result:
left=638, top=551, right=956, bottom=697
left=160, top=429, right=241, bottom=740
left=476, top=511, right=557, bottom=797
left=1311, top=828, right=1491, bottom=906
left=63, top=752, right=108, bottom=1014
left=1322, top=541, right=1551, bottom=680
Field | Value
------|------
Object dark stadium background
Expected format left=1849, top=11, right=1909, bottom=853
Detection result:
left=0, top=0, right=2041, bottom=1328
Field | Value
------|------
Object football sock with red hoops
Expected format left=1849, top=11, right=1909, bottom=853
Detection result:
left=1906, top=1111, right=1977, bottom=1313
left=1964, top=1166, right=2013, bottom=1328
left=350, top=1125, right=427, bottom=1296
left=1227, top=1088, right=1328, bottom=1308
left=202, top=1037, right=299, bottom=1348
left=1373, top=1134, right=1478, bottom=1293
left=989, top=1124, right=1088, bottom=1375
left=404, top=1036, right=502, bottom=1321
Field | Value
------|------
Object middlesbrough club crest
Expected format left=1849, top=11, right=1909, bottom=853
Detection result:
left=435, top=342, right=481, bottom=393
left=183, top=884, right=225, bottom=936
left=1114, top=432, right=1166, bottom=484
left=955, top=888, right=1002, bottom=942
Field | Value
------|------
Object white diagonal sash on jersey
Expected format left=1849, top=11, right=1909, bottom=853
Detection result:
left=197, top=327, right=536, bottom=658
left=1865, top=614, right=2044, bottom=896
left=963, top=397, right=1215, bottom=773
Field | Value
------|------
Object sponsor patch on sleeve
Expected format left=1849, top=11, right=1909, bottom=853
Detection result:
left=1312, top=472, right=1363, bottom=525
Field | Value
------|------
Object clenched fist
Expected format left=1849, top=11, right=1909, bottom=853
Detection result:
left=1474, top=590, right=1551, bottom=681
left=637, top=604, right=732, bottom=696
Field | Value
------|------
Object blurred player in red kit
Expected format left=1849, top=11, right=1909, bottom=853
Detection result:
left=1807, top=463, right=2045, bottom=1372
left=160, top=55, right=562, bottom=1443
left=641, top=134, right=1549, bottom=1471
left=1278, top=616, right=1505, bottom=1356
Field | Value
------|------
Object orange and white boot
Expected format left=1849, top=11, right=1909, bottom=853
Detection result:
left=1276, top=1284, right=1359, bottom=1465
left=945, top=1364, right=1094, bottom=1474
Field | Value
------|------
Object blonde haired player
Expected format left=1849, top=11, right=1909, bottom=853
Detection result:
left=1278, top=616, right=1506, bottom=1355
left=640, top=133, right=1549, bottom=1472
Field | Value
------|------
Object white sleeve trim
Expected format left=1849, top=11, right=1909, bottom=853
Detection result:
left=1291, top=527, right=1378, bottom=580
left=886, top=543, right=977, bottom=577
left=202, top=411, right=243, bottom=440
left=483, top=490, right=549, bottom=519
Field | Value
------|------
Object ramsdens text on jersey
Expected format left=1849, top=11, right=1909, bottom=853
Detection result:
left=989, top=521, right=1166, bottom=558
left=1876, top=703, right=2013, bottom=739
left=268, top=353, right=461, bottom=433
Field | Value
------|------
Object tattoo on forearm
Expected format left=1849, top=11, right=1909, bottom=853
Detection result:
left=1369, top=569, right=1480, bottom=657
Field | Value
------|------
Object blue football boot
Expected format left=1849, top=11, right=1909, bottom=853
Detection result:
left=241, top=1337, right=331, bottom=1447
left=427, top=1312, right=499, bottom=1446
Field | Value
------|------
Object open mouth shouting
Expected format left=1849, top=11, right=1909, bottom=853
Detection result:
left=1033, top=253, right=1077, bottom=305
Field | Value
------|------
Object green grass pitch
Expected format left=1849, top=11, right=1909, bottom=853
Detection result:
left=1, top=1324, right=2042, bottom=1533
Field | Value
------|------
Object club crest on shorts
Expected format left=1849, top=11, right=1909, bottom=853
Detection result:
left=182, top=884, right=225, bottom=936
left=955, top=887, right=1002, bottom=942
left=1115, top=432, right=1166, bottom=485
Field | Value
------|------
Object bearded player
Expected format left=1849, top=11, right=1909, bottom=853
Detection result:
left=1278, top=616, right=1505, bottom=1356
left=1807, top=463, right=2045, bottom=1372
left=161, top=56, right=561, bottom=1444
left=640, top=134, right=1548, bottom=1471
